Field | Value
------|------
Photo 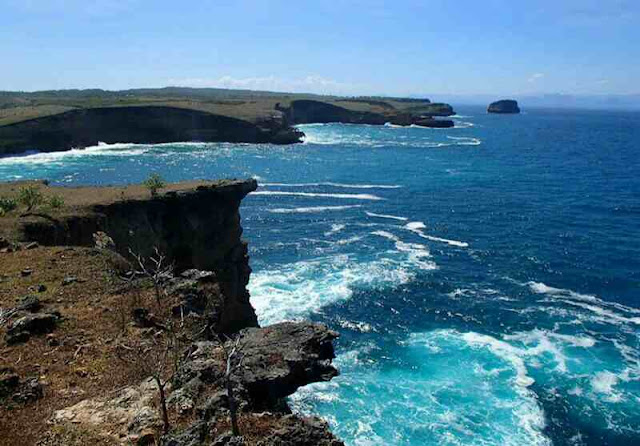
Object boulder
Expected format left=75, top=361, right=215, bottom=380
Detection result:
left=234, top=322, right=338, bottom=406
left=0, top=367, right=43, bottom=403
left=6, top=312, right=59, bottom=344
left=488, top=99, right=521, bottom=114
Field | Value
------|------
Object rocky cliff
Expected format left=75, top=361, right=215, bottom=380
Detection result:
left=487, top=99, right=521, bottom=114
left=0, top=180, right=343, bottom=445
left=276, top=99, right=455, bottom=128
left=0, top=106, right=303, bottom=155
left=7, top=179, right=260, bottom=333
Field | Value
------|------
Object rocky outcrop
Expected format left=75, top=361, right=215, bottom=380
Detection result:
left=0, top=106, right=303, bottom=155
left=488, top=99, right=520, bottom=114
left=412, top=117, right=455, bottom=128
left=50, top=322, right=340, bottom=445
left=174, top=322, right=338, bottom=410
left=5, top=312, right=60, bottom=344
left=235, top=322, right=338, bottom=406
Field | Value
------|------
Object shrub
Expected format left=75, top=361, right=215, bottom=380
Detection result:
left=48, top=195, right=65, bottom=209
left=142, top=173, right=166, bottom=197
left=18, top=185, right=44, bottom=212
left=0, top=196, right=18, bottom=216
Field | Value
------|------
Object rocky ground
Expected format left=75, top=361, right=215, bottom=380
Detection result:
left=0, top=180, right=343, bottom=446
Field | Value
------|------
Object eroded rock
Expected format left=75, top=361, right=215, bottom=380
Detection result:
left=52, top=377, right=165, bottom=444
left=6, top=312, right=59, bottom=344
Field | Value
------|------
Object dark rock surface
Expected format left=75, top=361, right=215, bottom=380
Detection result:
left=235, top=322, right=339, bottom=405
left=488, top=99, right=521, bottom=114
left=163, top=321, right=341, bottom=445
left=412, top=117, right=455, bottom=128
left=0, top=106, right=303, bottom=155
left=176, top=322, right=338, bottom=409
left=0, top=367, right=43, bottom=404
left=6, top=312, right=60, bottom=344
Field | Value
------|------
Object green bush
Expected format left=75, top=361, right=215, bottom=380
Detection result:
left=0, top=196, right=18, bottom=216
left=48, top=195, right=65, bottom=209
left=18, top=185, right=44, bottom=212
left=142, top=173, right=166, bottom=197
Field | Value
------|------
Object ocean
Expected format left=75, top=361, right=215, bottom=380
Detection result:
left=1, top=106, right=638, bottom=445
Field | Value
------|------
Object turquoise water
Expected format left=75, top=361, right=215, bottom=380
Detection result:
left=1, top=107, right=639, bottom=445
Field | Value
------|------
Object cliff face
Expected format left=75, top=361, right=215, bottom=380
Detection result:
left=0, top=106, right=303, bottom=155
left=277, top=99, right=455, bottom=128
left=14, top=179, right=260, bottom=332
left=488, top=99, right=521, bottom=114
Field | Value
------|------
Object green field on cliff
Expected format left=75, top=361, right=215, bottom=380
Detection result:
left=0, top=87, right=447, bottom=126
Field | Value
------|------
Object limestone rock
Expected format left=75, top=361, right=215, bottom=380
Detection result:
left=52, top=377, right=165, bottom=444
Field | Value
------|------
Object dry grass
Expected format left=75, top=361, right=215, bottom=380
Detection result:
left=0, top=246, right=172, bottom=446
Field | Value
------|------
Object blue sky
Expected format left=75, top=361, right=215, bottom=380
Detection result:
left=1, top=0, right=638, bottom=97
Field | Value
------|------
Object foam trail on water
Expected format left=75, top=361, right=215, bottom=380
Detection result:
left=252, top=191, right=383, bottom=201
left=371, top=230, right=436, bottom=271
left=527, top=281, right=640, bottom=315
left=446, top=135, right=482, bottom=145
left=268, top=205, right=362, bottom=214
left=365, top=211, right=409, bottom=221
left=262, top=182, right=402, bottom=189
left=405, top=221, right=469, bottom=248
left=324, top=224, right=346, bottom=237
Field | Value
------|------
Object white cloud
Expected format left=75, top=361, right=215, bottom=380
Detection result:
left=527, top=73, right=545, bottom=83
left=167, top=75, right=366, bottom=96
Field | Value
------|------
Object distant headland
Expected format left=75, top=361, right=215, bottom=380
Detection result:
left=0, top=88, right=456, bottom=155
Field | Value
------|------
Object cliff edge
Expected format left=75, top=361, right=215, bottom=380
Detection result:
left=0, top=179, right=342, bottom=445
left=0, top=106, right=303, bottom=155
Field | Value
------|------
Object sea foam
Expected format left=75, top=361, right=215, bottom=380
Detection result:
left=251, top=191, right=383, bottom=200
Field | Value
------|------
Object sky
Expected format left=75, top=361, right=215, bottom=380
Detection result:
left=1, top=0, right=639, bottom=98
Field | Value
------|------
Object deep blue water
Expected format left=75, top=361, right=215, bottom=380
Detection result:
left=1, top=107, right=639, bottom=445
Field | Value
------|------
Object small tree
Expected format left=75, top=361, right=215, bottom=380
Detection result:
left=18, top=185, right=44, bottom=212
left=129, top=246, right=173, bottom=305
left=143, top=173, right=166, bottom=197
left=0, top=196, right=18, bottom=217
left=116, top=330, right=178, bottom=435
left=215, top=334, right=246, bottom=437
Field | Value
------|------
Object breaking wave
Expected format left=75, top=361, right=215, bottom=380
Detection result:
left=251, top=191, right=384, bottom=200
